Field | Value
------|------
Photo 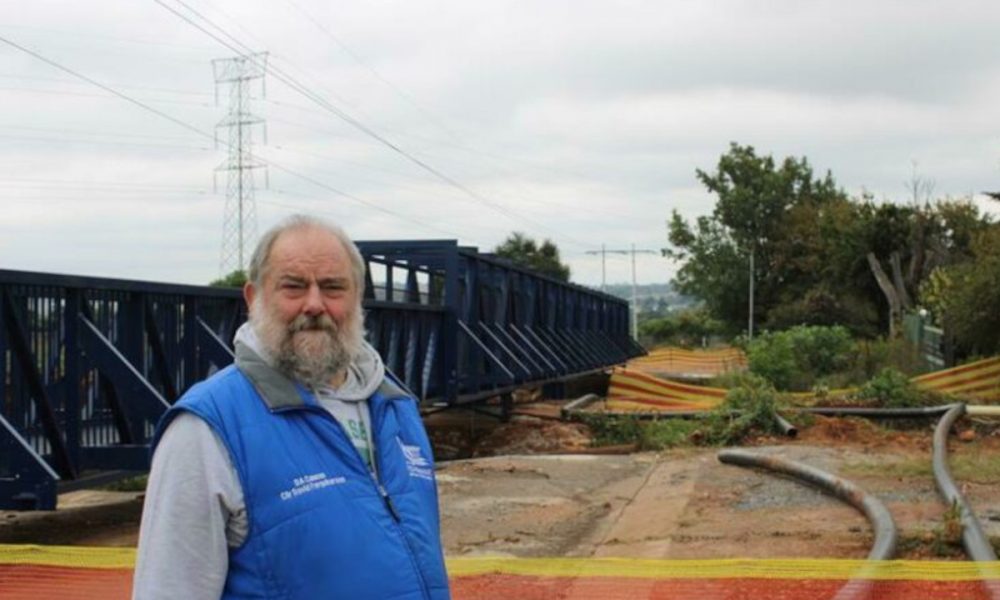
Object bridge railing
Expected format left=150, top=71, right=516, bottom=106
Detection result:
left=1, top=243, right=641, bottom=509
left=357, top=240, right=643, bottom=404
left=0, top=269, right=243, bottom=510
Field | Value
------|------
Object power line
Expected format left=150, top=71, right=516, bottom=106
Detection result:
left=0, top=133, right=211, bottom=152
left=0, top=83, right=215, bottom=107
left=585, top=244, right=660, bottom=339
left=273, top=1, right=620, bottom=223
left=0, top=177, right=206, bottom=191
left=278, top=0, right=464, bottom=144
left=0, top=73, right=213, bottom=98
left=0, top=33, right=459, bottom=239
left=151, top=0, right=596, bottom=249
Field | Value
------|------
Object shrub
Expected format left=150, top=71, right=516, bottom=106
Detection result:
left=856, top=367, right=926, bottom=408
left=747, top=325, right=854, bottom=390
left=850, top=337, right=924, bottom=382
left=698, top=374, right=787, bottom=446
left=585, top=375, right=788, bottom=449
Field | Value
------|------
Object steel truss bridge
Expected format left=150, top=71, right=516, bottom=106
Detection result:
left=0, top=240, right=643, bottom=510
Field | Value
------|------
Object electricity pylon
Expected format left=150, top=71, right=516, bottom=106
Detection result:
left=213, top=52, right=268, bottom=276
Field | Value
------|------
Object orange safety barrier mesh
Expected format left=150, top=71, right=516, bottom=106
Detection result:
left=628, top=347, right=747, bottom=379
left=608, top=354, right=1000, bottom=412
left=5, top=545, right=1000, bottom=599
left=607, top=367, right=727, bottom=412
left=913, top=355, right=1000, bottom=401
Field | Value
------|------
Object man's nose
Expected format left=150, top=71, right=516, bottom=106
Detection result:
left=302, top=284, right=324, bottom=315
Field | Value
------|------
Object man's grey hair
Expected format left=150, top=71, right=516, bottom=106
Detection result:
left=247, top=214, right=366, bottom=296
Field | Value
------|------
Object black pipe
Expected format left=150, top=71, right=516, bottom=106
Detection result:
left=564, top=404, right=957, bottom=422
left=718, top=449, right=898, bottom=561
left=559, top=393, right=601, bottom=419
left=774, top=412, right=798, bottom=437
left=802, top=406, right=953, bottom=418
left=932, top=404, right=998, bottom=562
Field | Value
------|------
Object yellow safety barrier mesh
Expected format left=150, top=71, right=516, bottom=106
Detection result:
left=628, top=347, right=747, bottom=378
left=0, top=543, right=135, bottom=569
left=447, top=556, right=1000, bottom=581
left=607, top=366, right=727, bottom=412
left=3, top=545, right=1000, bottom=599
left=913, top=355, right=1000, bottom=401
left=608, top=354, right=1000, bottom=412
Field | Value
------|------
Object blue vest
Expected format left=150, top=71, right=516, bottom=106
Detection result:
left=153, top=345, right=450, bottom=600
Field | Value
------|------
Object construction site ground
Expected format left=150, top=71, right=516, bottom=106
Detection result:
left=3, top=401, right=999, bottom=563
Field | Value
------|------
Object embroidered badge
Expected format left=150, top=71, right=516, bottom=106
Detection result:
left=279, top=472, right=346, bottom=501
left=397, top=438, right=434, bottom=480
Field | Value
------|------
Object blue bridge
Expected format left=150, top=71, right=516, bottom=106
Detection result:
left=0, top=240, right=643, bottom=510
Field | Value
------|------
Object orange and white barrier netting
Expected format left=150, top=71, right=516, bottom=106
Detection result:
left=3, top=545, right=1000, bottom=599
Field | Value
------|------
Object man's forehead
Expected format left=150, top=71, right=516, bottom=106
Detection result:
left=266, top=228, right=353, bottom=275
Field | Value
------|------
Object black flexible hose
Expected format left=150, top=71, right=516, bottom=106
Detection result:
left=931, top=403, right=997, bottom=562
left=718, top=449, right=898, bottom=561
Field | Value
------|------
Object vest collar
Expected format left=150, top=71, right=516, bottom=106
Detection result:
left=235, top=341, right=309, bottom=410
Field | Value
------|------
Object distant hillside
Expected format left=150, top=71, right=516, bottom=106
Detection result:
left=600, top=282, right=696, bottom=316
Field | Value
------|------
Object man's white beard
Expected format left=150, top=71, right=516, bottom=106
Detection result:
left=251, top=295, right=365, bottom=387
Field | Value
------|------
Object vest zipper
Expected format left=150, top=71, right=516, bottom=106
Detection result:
left=302, top=401, right=433, bottom=600
left=370, top=409, right=434, bottom=600
left=377, top=482, right=401, bottom=522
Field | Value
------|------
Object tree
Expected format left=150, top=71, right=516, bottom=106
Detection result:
left=493, top=232, right=571, bottom=281
left=638, top=307, right=724, bottom=347
left=927, top=225, right=1000, bottom=356
left=666, top=143, right=846, bottom=333
left=210, top=269, right=247, bottom=288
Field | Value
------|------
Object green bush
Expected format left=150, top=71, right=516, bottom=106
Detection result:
left=747, top=325, right=853, bottom=390
left=856, top=367, right=926, bottom=408
left=698, top=373, right=787, bottom=446
left=582, top=375, right=789, bottom=449
left=850, top=337, right=924, bottom=382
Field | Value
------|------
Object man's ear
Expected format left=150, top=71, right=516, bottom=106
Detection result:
left=243, top=281, right=256, bottom=316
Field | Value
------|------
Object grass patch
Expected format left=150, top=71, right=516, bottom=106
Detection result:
left=842, top=454, right=1000, bottom=483
left=896, top=531, right=966, bottom=559
left=101, top=474, right=149, bottom=492
left=638, top=419, right=701, bottom=450
left=584, top=415, right=699, bottom=450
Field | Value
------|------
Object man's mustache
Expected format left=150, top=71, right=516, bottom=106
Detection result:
left=287, top=314, right=337, bottom=333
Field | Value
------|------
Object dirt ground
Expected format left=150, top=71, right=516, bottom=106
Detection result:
left=2, top=403, right=999, bottom=562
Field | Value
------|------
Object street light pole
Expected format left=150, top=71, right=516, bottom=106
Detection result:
left=631, top=244, right=639, bottom=340
left=601, top=243, right=606, bottom=291
left=748, top=247, right=755, bottom=340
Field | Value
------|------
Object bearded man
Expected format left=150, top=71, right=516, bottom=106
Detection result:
left=133, top=215, right=450, bottom=600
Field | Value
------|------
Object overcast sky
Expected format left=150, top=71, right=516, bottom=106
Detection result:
left=2, top=0, right=999, bottom=287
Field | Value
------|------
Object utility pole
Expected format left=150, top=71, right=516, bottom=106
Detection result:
left=584, top=243, right=608, bottom=291
left=748, top=248, right=754, bottom=341
left=587, top=245, right=658, bottom=339
left=213, top=52, right=268, bottom=276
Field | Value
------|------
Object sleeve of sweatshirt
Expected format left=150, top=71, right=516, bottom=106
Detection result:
left=132, top=412, right=246, bottom=600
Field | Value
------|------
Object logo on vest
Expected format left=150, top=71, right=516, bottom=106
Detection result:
left=397, top=438, right=434, bottom=481
left=279, top=472, right=346, bottom=501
